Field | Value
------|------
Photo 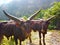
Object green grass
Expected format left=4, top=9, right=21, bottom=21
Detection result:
left=0, top=31, right=39, bottom=45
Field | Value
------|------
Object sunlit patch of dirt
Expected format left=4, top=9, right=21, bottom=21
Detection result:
left=50, top=30, right=60, bottom=45
left=25, top=30, right=60, bottom=45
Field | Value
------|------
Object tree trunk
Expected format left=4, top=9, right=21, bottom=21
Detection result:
left=56, top=20, right=60, bottom=30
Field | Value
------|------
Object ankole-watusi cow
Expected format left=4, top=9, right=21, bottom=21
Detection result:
left=3, top=10, right=56, bottom=45
left=30, top=15, right=56, bottom=45
left=1, top=9, right=41, bottom=45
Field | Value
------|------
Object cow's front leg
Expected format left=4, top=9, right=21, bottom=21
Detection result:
left=29, top=33, right=32, bottom=43
left=43, top=33, right=46, bottom=45
left=39, top=31, right=42, bottom=45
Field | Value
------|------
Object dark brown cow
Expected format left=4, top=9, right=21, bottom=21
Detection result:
left=29, top=16, right=55, bottom=45
left=27, top=13, right=56, bottom=45
left=0, top=17, right=32, bottom=45
left=28, top=14, right=56, bottom=45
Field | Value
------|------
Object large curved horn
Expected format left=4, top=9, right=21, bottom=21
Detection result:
left=3, top=10, right=21, bottom=23
left=46, top=15, right=56, bottom=21
left=28, top=9, right=42, bottom=20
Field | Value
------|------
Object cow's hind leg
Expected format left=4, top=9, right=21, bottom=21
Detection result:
left=19, top=40, right=22, bottom=45
left=0, top=36, right=3, bottom=45
left=14, top=37, right=18, bottom=45
left=43, top=33, right=46, bottom=45
left=29, top=34, right=32, bottom=43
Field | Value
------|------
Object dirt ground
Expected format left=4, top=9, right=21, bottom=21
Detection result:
left=46, top=30, right=60, bottom=45
left=24, top=30, right=60, bottom=45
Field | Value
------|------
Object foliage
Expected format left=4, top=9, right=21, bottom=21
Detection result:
left=35, top=2, right=60, bottom=29
left=34, top=10, right=45, bottom=19
left=44, top=2, right=60, bottom=29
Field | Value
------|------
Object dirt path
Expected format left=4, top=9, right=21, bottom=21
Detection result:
left=46, top=30, right=60, bottom=45
left=25, top=30, right=60, bottom=45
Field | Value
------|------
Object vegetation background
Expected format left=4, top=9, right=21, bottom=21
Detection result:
left=0, top=2, right=60, bottom=29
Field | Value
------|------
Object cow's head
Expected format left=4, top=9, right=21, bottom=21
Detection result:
left=42, top=15, right=56, bottom=33
left=3, top=10, right=30, bottom=33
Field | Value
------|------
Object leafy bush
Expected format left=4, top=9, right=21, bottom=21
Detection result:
left=44, top=2, right=60, bottom=29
